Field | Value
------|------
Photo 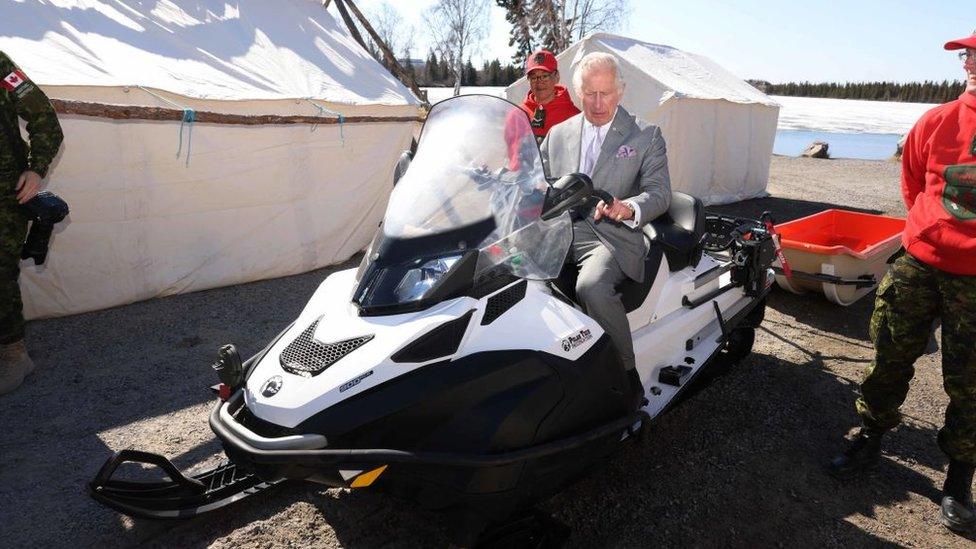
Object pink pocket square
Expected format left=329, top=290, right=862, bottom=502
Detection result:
left=616, top=145, right=636, bottom=158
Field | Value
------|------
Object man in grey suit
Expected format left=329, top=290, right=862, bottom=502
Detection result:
left=540, top=52, right=672, bottom=371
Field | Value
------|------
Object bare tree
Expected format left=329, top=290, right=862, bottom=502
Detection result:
left=328, top=0, right=426, bottom=101
left=425, top=0, right=490, bottom=96
left=369, top=2, right=413, bottom=67
left=530, top=0, right=628, bottom=53
left=399, top=32, right=418, bottom=87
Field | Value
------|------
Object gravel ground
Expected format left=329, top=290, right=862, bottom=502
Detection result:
left=1, top=155, right=974, bottom=548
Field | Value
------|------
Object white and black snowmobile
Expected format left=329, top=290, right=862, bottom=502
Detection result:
left=90, top=95, right=777, bottom=545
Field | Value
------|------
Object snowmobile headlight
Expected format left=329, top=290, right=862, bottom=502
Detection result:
left=393, top=255, right=462, bottom=303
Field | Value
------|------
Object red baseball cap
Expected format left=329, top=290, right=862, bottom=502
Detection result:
left=525, top=50, right=557, bottom=74
left=944, top=32, right=976, bottom=50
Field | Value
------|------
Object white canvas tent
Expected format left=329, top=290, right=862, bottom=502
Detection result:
left=506, top=33, right=779, bottom=205
left=0, top=0, right=421, bottom=319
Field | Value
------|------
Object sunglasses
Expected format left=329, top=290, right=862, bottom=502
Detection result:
left=958, top=50, right=976, bottom=62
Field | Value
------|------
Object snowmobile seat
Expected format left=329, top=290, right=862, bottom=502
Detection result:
left=645, top=191, right=704, bottom=271
left=552, top=243, right=664, bottom=313
left=615, top=244, right=664, bottom=312
left=552, top=192, right=703, bottom=312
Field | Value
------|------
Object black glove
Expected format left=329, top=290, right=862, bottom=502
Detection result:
left=20, top=191, right=69, bottom=265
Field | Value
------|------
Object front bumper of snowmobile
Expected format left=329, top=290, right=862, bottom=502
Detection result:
left=210, top=389, right=647, bottom=471
left=88, top=391, right=647, bottom=520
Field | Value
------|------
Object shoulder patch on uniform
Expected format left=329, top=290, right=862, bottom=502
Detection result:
left=1, top=69, right=29, bottom=92
left=0, top=70, right=29, bottom=91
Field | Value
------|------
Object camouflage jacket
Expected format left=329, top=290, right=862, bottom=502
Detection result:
left=0, top=51, right=63, bottom=181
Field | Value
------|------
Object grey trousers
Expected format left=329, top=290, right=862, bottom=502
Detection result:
left=570, top=225, right=634, bottom=370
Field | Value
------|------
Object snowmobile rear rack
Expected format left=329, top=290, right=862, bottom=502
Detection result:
left=682, top=212, right=777, bottom=309
left=88, top=449, right=282, bottom=519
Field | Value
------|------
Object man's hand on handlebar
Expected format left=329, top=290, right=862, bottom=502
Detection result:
left=594, top=196, right=635, bottom=222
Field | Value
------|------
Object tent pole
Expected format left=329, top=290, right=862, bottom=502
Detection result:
left=339, top=0, right=428, bottom=106
left=331, top=0, right=368, bottom=52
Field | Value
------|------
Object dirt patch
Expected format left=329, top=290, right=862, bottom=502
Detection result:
left=0, top=156, right=972, bottom=548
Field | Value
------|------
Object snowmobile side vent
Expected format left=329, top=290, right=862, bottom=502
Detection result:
left=659, top=365, right=693, bottom=387
left=279, top=317, right=373, bottom=377
left=391, top=310, right=474, bottom=363
left=481, top=281, right=527, bottom=325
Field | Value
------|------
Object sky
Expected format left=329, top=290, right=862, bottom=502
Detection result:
left=352, top=0, right=972, bottom=84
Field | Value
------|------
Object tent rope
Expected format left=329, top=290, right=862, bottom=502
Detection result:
left=305, top=99, right=345, bottom=145
left=137, top=86, right=196, bottom=167
left=178, top=109, right=195, bottom=168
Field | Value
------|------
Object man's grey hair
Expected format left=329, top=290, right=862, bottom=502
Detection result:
left=572, top=52, right=625, bottom=95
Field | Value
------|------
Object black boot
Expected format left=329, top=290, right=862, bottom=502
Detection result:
left=940, top=460, right=975, bottom=533
left=828, top=428, right=884, bottom=479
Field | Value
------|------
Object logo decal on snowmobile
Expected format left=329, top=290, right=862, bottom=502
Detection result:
left=339, top=370, right=374, bottom=393
left=561, top=328, right=593, bottom=352
left=261, top=375, right=283, bottom=397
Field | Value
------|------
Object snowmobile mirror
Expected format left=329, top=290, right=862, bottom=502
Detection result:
left=212, top=344, right=244, bottom=396
left=541, top=173, right=594, bottom=221
left=392, top=149, right=413, bottom=187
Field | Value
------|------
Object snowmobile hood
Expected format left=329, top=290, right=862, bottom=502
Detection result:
left=244, top=269, right=479, bottom=428
left=244, top=269, right=606, bottom=430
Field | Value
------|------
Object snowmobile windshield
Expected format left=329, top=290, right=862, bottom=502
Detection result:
left=354, top=95, right=573, bottom=315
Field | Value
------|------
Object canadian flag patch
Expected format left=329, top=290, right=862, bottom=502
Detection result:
left=1, top=70, right=28, bottom=91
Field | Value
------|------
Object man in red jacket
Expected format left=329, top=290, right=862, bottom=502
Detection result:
left=829, top=32, right=976, bottom=534
left=520, top=50, right=579, bottom=143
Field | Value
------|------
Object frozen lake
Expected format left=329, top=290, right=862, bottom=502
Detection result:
left=422, top=88, right=939, bottom=159
left=770, top=95, right=934, bottom=159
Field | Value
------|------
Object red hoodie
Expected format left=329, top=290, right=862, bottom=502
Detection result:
left=901, top=92, right=976, bottom=275
left=521, top=85, right=580, bottom=139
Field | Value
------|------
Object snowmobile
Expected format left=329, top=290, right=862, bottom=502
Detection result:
left=89, top=95, right=777, bottom=546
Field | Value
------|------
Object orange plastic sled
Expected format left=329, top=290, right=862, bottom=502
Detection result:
left=773, top=209, right=906, bottom=306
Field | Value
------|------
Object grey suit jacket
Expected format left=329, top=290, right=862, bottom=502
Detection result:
left=540, top=107, right=671, bottom=282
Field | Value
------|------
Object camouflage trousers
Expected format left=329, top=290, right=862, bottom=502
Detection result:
left=856, top=251, right=976, bottom=465
left=0, top=174, right=27, bottom=345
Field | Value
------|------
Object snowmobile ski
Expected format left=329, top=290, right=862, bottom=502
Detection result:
left=88, top=449, right=282, bottom=519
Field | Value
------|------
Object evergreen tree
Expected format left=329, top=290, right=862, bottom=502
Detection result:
left=530, top=1, right=561, bottom=53
left=496, top=0, right=534, bottom=66
left=765, top=79, right=965, bottom=103
left=402, top=46, right=416, bottom=87
left=464, top=58, right=478, bottom=85
left=427, top=50, right=439, bottom=83
left=487, top=59, right=503, bottom=86
left=439, top=56, right=450, bottom=84
left=502, top=64, right=519, bottom=85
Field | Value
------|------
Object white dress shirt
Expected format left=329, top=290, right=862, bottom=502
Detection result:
left=577, top=109, right=642, bottom=228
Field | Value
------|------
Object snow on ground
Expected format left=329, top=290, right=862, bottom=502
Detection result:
left=771, top=95, right=935, bottom=135
left=423, top=87, right=938, bottom=136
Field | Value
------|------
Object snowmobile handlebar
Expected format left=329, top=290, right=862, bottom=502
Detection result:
left=590, top=189, right=615, bottom=206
